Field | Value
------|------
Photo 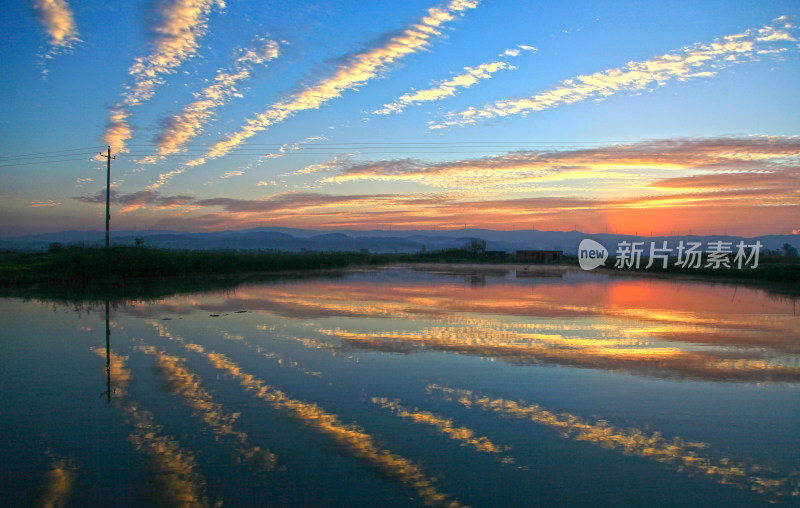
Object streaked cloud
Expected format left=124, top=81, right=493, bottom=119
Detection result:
left=78, top=135, right=799, bottom=235
left=101, top=107, right=133, bottom=155
left=430, top=18, right=798, bottom=129
left=322, top=136, right=800, bottom=189
left=27, top=199, right=62, bottom=207
left=373, top=45, right=535, bottom=115
left=147, top=127, right=326, bottom=191
left=647, top=166, right=800, bottom=190
left=102, top=0, right=226, bottom=152
left=33, top=0, right=79, bottom=50
left=75, top=189, right=193, bottom=213
left=141, top=38, right=279, bottom=164
left=186, top=0, right=480, bottom=168
left=138, top=186, right=798, bottom=235
left=126, top=0, right=226, bottom=106
left=194, top=191, right=397, bottom=213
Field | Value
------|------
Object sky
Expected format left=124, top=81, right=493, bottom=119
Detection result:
left=1, top=0, right=799, bottom=237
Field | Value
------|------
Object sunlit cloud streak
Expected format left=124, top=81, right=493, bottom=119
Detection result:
left=33, top=0, right=79, bottom=51
left=647, top=166, right=800, bottom=190
left=149, top=135, right=326, bottom=189
left=429, top=385, right=800, bottom=503
left=102, top=107, right=134, bottom=154
left=430, top=17, right=798, bottom=129
left=323, top=136, right=800, bottom=188
left=373, top=45, right=535, bottom=115
left=127, top=0, right=226, bottom=105
left=141, top=38, right=279, bottom=164
left=185, top=0, right=480, bottom=168
left=102, top=0, right=226, bottom=152
left=142, top=189, right=799, bottom=235
left=77, top=134, right=798, bottom=233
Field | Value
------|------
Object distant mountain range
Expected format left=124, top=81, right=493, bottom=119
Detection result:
left=1, top=227, right=798, bottom=255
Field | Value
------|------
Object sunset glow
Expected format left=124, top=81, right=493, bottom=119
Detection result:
left=1, top=1, right=799, bottom=236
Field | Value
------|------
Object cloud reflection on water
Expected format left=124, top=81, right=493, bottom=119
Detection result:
left=169, top=273, right=799, bottom=383
left=427, top=384, right=800, bottom=504
left=370, top=397, right=516, bottom=465
left=93, top=348, right=215, bottom=507
left=31, top=457, right=75, bottom=508
left=139, top=344, right=277, bottom=471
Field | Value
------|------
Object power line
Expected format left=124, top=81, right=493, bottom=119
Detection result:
left=0, top=146, right=104, bottom=161
left=2, top=139, right=795, bottom=165
left=0, top=156, right=97, bottom=168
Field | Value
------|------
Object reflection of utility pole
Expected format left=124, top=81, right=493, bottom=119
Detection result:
left=98, top=146, right=115, bottom=248
left=103, top=298, right=112, bottom=403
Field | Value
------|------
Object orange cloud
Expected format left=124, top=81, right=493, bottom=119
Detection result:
left=90, top=134, right=799, bottom=235
left=321, top=136, right=800, bottom=189
left=137, top=187, right=797, bottom=236
left=33, top=0, right=79, bottom=49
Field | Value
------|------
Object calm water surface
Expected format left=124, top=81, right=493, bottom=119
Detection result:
left=1, top=267, right=799, bottom=507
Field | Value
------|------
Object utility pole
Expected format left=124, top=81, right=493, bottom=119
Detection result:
left=98, top=146, right=115, bottom=248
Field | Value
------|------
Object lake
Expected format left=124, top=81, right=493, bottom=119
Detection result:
left=1, top=266, right=799, bottom=507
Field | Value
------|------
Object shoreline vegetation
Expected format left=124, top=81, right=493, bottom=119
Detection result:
left=1, top=245, right=798, bottom=301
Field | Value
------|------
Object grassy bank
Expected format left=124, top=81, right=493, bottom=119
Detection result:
left=1, top=246, right=797, bottom=298
left=0, top=246, right=489, bottom=302
left=0, top=245, right=390, bottom=284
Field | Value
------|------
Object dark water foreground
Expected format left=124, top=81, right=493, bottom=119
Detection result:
left=1, top=267, right=799, bottom=507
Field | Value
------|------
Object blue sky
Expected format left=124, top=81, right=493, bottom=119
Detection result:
left=1, top=0, right=798, bottom=236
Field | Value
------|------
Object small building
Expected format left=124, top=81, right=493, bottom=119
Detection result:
left=516, top=250, right=563, bottom=262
